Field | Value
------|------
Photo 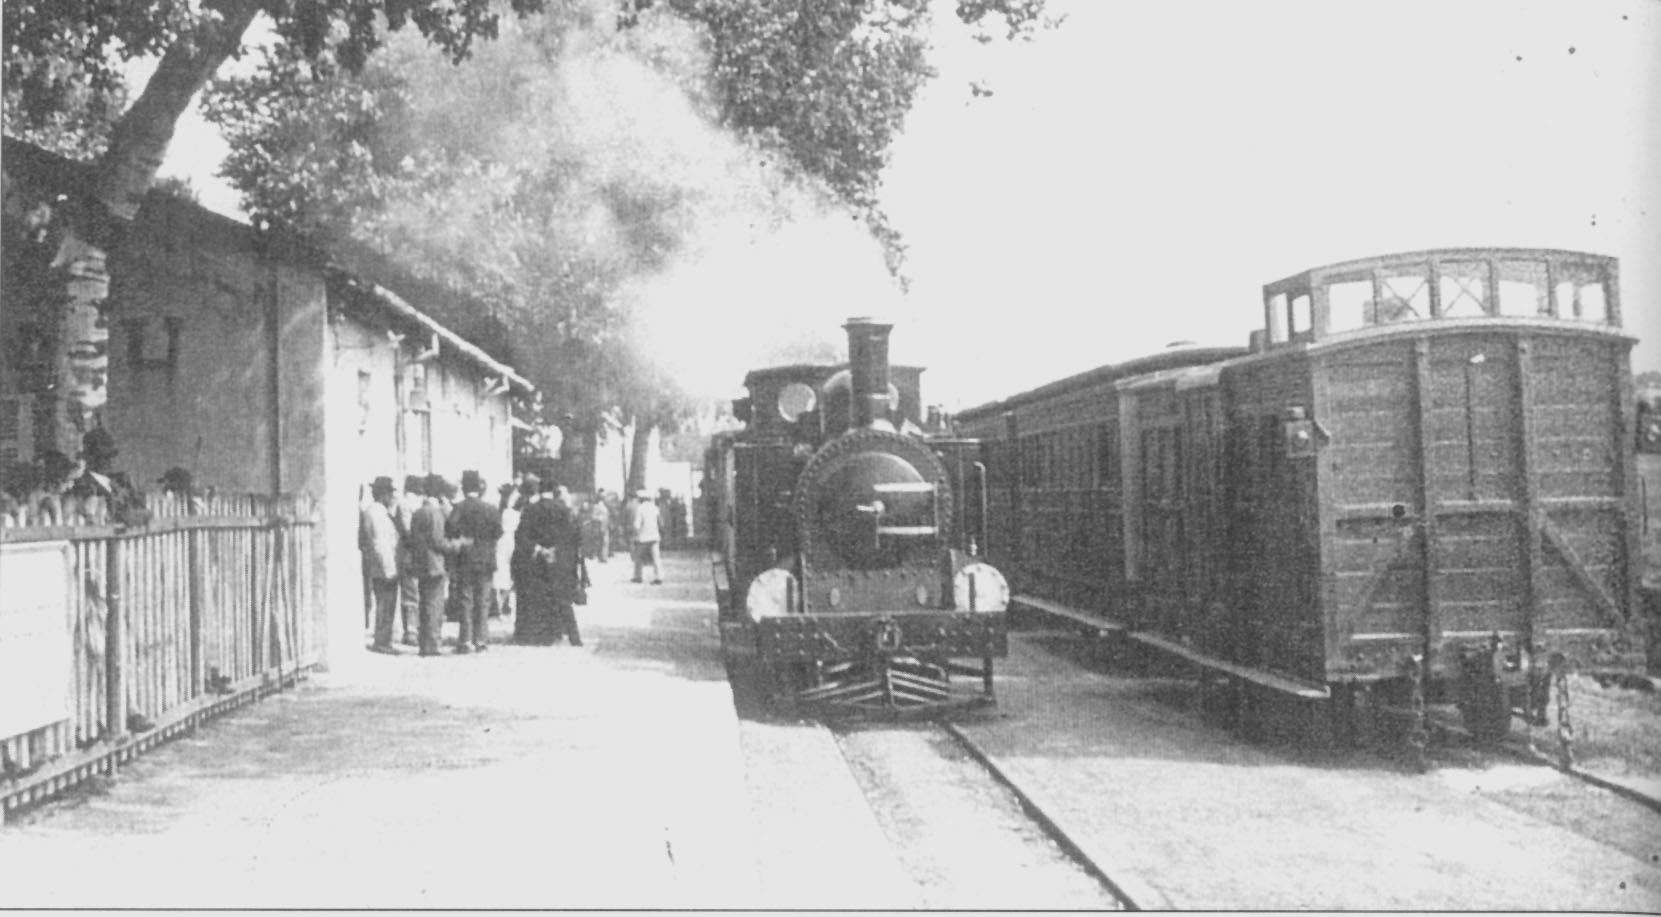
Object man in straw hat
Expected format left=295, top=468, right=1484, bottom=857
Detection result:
left=361, top=476, right=403, bottom=654
left=446, top=470, right=503, bottom=653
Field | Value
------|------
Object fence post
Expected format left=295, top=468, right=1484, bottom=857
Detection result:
left=189, top=527, right=204, bottom=696
left=104, top=535, right=126, bottom=742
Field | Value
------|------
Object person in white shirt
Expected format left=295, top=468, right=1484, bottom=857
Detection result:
left=360, top=476, right=403, bottom=653
left=629, top=489, right=662, bottom=585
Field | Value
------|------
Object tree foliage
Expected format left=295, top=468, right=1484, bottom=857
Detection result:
left=3, top=0, right=557, bottom=452
left=201, top=0, right=1048, bottom=436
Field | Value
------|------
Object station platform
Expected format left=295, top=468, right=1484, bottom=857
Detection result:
left=0, top=550, right=790, bottom=909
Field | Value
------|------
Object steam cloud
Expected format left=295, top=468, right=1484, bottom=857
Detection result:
left=368, top=0, right=906, bottom=402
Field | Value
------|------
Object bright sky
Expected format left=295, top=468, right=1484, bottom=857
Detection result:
left=885, top=0, right=1661, bottom=407
left=157, top=0, right=1660, bottom=409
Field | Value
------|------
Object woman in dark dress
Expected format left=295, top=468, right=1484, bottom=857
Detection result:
left=511, top=475, right=560, bottom=644
left=547, top=484, right=587, bottom=646
left=513, top=478, right=588, bottom=645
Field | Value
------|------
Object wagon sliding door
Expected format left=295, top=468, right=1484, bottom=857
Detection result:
left=1323, top=332, right=1634, bottom=679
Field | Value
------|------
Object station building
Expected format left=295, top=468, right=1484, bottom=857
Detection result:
left=1, top=137, right=536, bottom=671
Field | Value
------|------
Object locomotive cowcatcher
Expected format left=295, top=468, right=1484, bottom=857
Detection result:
left=705, top=318, right=1009, bottom=714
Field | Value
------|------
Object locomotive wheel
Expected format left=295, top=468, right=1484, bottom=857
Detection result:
left=1458, top=676, right=1512, bottom=745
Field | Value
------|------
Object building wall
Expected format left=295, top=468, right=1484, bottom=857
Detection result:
left=107, top=197, right=338, bottom=664
left=105, top=199, right=308, bottom=493
left=104, top=197, right=519, bottom=671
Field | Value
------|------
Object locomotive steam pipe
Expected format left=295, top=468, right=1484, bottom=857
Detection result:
left=845, top=316, right=895, bottom=431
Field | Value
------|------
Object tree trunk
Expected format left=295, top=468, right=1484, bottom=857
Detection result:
left=38, top=0, right=260, bottom=454
left=626, top=416, right=653, bottom=497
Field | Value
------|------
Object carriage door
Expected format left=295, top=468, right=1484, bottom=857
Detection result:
left=1431, top=329, right=1638, bottom=657
left=1416, top=334, right=1529, bottom=649
left=1139, top=412, right=1185, bottom=636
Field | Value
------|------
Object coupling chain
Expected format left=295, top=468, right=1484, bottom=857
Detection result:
left=1553, top=656, right=1575, bottom=768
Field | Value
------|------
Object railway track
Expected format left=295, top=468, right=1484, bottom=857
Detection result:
left=734, top=625, right=1658, bottom=910
left=825, top=719, right=1135, bottom=910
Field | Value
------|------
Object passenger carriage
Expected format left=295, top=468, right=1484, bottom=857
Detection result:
left=958, top=248, right=1645, bottom=761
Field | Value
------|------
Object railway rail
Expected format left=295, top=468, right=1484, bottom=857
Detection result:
left=826, top=719, right=1138, bottom=910
left=778, top=619, right=1661, bottom=911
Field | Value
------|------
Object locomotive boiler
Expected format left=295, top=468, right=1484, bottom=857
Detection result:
left=957, top=247, right=1647, bottom=764
left=705, top=318, right=1008, bottom=713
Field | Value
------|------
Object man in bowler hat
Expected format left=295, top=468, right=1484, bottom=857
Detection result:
left=446, top=470, right=503, bottom=652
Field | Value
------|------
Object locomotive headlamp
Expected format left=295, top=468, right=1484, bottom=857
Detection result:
left=778, top=382, right=817, bottom=422
left=745, top=567, right=799, bottom=620
left=953, top=562, right=1009, bottom=612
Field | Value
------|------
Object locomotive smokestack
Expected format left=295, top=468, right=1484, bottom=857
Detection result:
left=844, top=316, right=894, bottom=431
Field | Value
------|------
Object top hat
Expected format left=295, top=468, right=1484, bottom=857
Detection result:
left=370, top=475, right=396, bottom=497
left=82, top=428, right=118, bottom=460
left=460, top=469, right=484, bottom=493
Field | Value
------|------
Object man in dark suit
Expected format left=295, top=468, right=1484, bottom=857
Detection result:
left=408, top=473, right=471, bottom=655
left=446, top=470, right=503, bottom=653
left=394, top=473, right=426, bottom=645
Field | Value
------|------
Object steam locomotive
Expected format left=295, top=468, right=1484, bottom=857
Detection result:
left=705, top=318, right=1008, bottom=713
left=956, top=248, right=1646, bottom=764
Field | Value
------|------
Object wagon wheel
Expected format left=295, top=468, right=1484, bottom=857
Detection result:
left=1457, top=673, right=1512, bottom=745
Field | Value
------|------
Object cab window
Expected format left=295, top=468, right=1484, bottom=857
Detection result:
left=1325, top=277, right=1373, bottom=333
left=1497, top=260, right=1548, bottom=317
left=1437, top=261, right=1488, bottom=317
left=1555, top=263, right=1609, bottom=323
left=1266, top=292, right=1290, bottom=344
left=1376, top=266, right=1430, bottom=323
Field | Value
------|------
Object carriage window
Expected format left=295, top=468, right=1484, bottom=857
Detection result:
left=1377, top=268, right=1430, bottom=323
left=1326, top=279, right=1373, bottom=333
left=1438, top=261, right=1489, bottom=318
left=1555, top=266, right=1609, bottom=323
left=1266, top=293, right=1289, bottom=343
left=1096, top=423, right=1118, bottom=487
left=1290, top=294, right=1312, bottom=339
left=1497, top=260, right=1548, bottom=316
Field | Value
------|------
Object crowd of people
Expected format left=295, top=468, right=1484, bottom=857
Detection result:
left=358, top=473, right=680, bottom=655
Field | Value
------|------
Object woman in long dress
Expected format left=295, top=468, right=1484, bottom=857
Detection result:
left=547, top=485, right=586, bottom=646
left=511, top=476, right=560, bottom=644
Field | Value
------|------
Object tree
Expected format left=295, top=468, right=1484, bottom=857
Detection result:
left=199, top=0, right=1049, bottom=485
left=2, top=0, right=550, bottom=455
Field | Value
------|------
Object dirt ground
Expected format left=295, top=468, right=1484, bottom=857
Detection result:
left=1564, top=672, right=1661, bottom=782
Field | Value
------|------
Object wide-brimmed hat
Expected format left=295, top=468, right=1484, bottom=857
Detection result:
left=460, top=469, right=484, bottom=493
left=370, top=475, right=396, bottom=497
left=425, top=473, right=453, bottom=498
left=82, top=428, right=118, bottom=460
